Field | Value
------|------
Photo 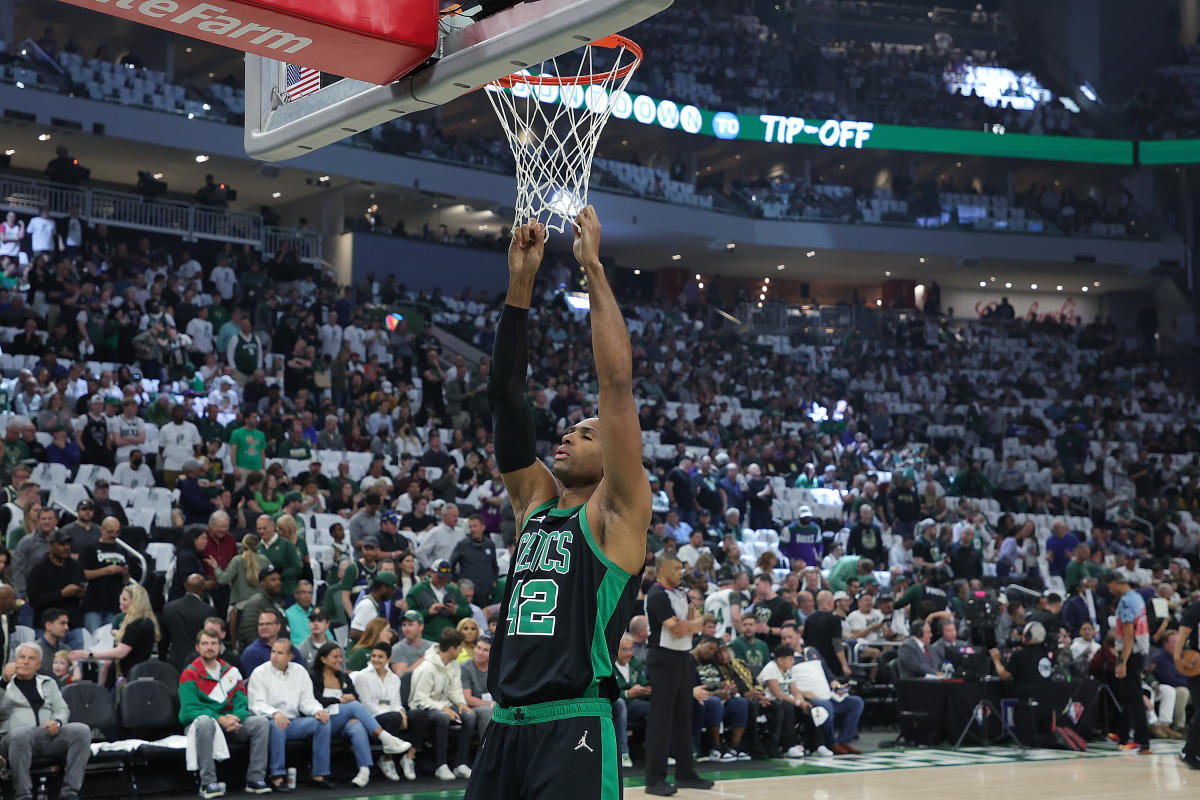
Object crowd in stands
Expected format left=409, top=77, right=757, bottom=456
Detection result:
left=1128, top=43, right=1200, bottom=141
left=0, top=192, right=1193, bottom=791
left=626, top=1, right=1079, bottom=135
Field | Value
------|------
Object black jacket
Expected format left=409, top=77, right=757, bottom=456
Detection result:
left=449, top=535, right=498, bottom=604
left=159, top=592, right=214, bottom=670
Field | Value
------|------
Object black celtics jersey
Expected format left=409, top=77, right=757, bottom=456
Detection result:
left=488, top=499, right=639, bottom=707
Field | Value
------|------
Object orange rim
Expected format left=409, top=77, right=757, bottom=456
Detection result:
left=491, top=34, right=642, bottom=88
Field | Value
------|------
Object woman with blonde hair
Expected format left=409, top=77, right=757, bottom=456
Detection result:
left=455, top=618, right=480, bottom=663
left=346, top=617, right=394, bottom=672
left=70, top=583, right=160, bottom=678
left=210, top=534, right=271, bottom=649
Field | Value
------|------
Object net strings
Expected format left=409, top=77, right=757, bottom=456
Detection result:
left=486, top=43, right=640, bottom=237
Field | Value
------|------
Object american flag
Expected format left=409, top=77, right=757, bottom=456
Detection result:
left=285, top=64, right=321, bottom=100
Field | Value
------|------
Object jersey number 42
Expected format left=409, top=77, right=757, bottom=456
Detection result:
left=506, top=578, right=560, bottom=636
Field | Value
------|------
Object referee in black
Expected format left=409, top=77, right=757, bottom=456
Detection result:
left=644, top=555, right=714, bottom=795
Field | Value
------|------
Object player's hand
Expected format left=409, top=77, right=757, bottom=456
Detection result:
left=572, top=205, right=601, bottom=268
left=508, top=219, right=545, bottom=279
left=1115, top=662, right=1126, bottom=679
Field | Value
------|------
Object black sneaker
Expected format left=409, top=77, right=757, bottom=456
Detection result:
left=644, top=783, right=678, bottom=796
left=1180, top=753, right=1200, bottom=770
left=675, top=776, right=716, bottom=790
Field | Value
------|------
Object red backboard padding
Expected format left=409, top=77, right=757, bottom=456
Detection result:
left=59, top=0, right=439, bottom=85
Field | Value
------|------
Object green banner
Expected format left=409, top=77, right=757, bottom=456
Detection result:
left=1139, top=139, right=1200, bottom=165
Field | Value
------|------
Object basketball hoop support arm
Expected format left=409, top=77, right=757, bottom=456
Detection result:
left=245, top=0, right=672, bottom=162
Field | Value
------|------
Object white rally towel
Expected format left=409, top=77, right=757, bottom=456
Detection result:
left=185, top=718, right=230, bottom=771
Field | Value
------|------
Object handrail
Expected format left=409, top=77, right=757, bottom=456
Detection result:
left=0, top=171, right=321, bottom=261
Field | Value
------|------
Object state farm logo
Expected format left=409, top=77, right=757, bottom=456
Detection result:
left=87, top=0, right=312, bottom=53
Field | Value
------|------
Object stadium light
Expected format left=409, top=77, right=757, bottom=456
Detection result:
left=672, top=254, right=682, bottom=261
left=979, top=281, right=986, bottom=287
left=1079, top=84, right=1098, bottom=102
left=633, top=269, right=641, bottom=275
left=1030, top=283, right=1038, bottom=290
left=1081, top=286, right=1089, bottom=292
left=777, top=264, right=785, bottom=270
left=3, top=149, right=14, bottom=156
left=272, top=192, right=282, bottom=199
left=806, top=251, right=815, bottom=258
left=37, top=133, right=51, bottom=141
left=1005, top=282, right=1012, bottom=289
left=195, top=154, right=210, bottom=163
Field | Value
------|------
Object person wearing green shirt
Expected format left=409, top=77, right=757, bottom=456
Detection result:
left=1064, top=543, right=1102, bottom=594
left=257, top=515, right=301, bottom=599
left=729, top=615, right=770, bottom=677
left=827, top=555, right=878, bottom=593
left=405, top=560, right=470, bottom=641
left=229, top=411, right=267, bottom=483
left=277, top=426, right=313, bottom=461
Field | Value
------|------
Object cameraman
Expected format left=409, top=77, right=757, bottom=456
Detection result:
left=989, top=621, right=1054, bottom=686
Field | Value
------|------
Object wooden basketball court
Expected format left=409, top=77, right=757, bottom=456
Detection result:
left=624, top=746, right=1199, bottom=799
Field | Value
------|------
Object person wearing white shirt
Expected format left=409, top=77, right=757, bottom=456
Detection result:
left=27, top=208, right=57, bottom=255
left=158, top=405, right=202, bottom=488
left=755, top=647, right=807, bottom=758
left=350, top=643, right=417, bottom=780
left=342, top=324, right=368, bottom=358
left=247, top=640, right=335, bottom=790
left=210, top=258, right=238, bottom=301
left=186, top=306, right=215, bottom=356
left=177, top=251, right=203, bottom=282
left=112, top=450, right=156, bottom=488
left=318, top=312, right=344, bottom=359
left=1068, top=621, right=1102, bottom=663
left=107, top=400, right=146, bottom=463
left=677, top=530, right=711, bottom=567
left=208, top=378, right=240, bottom=414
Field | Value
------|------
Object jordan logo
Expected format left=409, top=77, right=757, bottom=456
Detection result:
left=574, top=732, right=593, bottom=752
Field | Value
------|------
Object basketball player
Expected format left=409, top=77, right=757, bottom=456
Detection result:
left=464, top=206, right=650, bottom=800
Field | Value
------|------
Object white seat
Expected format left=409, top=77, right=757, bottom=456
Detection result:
left=74, top=465, right=114, bottom=489
left=48, top=484, right=91, bottom=516
left=91, top=624, right=114, bottom=651
left=30, top=462, right=70, bottom=489
left=424, top=466, right=443, bottom=482
left=107, top=485, right=136, bottom=506
left=127, top=506, right=159, bottom=531
left=12, top=626, right=35, bottom=646
left=145, top=542, right=176, bottom=572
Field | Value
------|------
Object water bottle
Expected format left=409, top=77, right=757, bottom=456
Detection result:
left=286, top=768, right=297, bottom=790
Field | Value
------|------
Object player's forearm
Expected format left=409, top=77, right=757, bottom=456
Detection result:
left=582, top=264, right=632, bottom=391
left=505, top=274, right=536, bottom=310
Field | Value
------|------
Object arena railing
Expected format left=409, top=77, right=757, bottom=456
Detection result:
left=0, top=171, right=319, bottom=262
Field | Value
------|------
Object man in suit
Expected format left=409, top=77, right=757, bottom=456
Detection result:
left=160, top=574, right=213, bottom=670
left=0, top=643, right=92, bottom=800
left=897, top=618, right=940, bottom=679
left=1062, top=577, right=1107, bottom=638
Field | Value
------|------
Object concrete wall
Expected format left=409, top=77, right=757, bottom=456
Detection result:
left=349, top=232, right=508, bottom=295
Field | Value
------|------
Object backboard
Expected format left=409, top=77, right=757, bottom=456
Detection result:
left=244, top=0, right=673, bottom=162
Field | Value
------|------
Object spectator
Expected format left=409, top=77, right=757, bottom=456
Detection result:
left=33, top=609, right=70, bottom=677
left=347, top=617, right=395, bottom=672
left=1045, top=521, right=1081, bottom=578
left=803, top=590, right=852, bottom=679
left=160, top=574, right=213, bottom=671
left=296, top=610, right=334, bottom=666
left=0, top=643, right=92, bottom=800
left=27, top=529, right=86, bottom=650
left=730, top=614, right=770, bottom=678
left=691, top=636, right=750, bottom=762
left=755, top=645, right=807, bottom=759
left=60, top=499, right=100, bottom=554
left=212, top=534, right=270, bottom=646
left=70, top=584, right=159, bottom=680
left=309, top=642, right=412, bottom=787
left=408, top=628, right=476, bottom=781
left=406, top=559, right=470, bottom=640
left=12, top=507, right=58, bottom=605
left=389, top=610, right=433, bottom=676
left=171, top=527, right=210, bottom=601
left=178, top=628, right=273, bottom=799
left=781, top=624, right=863, bottom=755
left=285, top=581, right=321, bottom=647
left=449, top=514, right=497, bottom=605
left=350, top=572, right=397, bottom=642
left=350, top=641, right=419, bottom=781
left=177, top=458, right=219, bottom=525
left=416, top=504, right=463, bottom=569
left=246, top=639, right=335, bottom=790
left=749, top=574, right=793, bottom=651
left=256, top=515, right=301, bottom=603
left=238, top=568, right=289, bottom=655
left=898, top=618, right=940, bottom=679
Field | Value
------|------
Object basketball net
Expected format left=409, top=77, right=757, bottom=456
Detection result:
left=485, top=35, right=642, bottom=237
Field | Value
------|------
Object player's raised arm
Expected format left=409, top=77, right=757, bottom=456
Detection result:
left=573, top=206, right=651, bottom=575
left=488, top=220, right=559, bottom=525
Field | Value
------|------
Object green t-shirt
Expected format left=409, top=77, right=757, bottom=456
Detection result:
left=730, top=636, right=770, bottom=677
left=229, top=427, right=267, bottom=470
left=278, top=439, right=313, bottom=461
